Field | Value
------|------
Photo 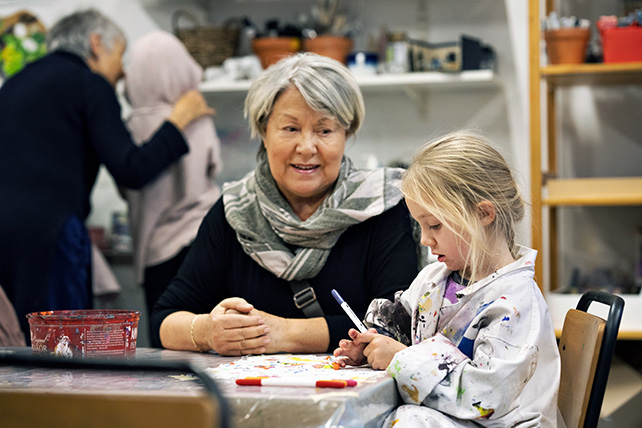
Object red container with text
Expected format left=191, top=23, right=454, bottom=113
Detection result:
left=27, top=309, right=140, bottom=358
left=599, top=26, right=642, bottom=63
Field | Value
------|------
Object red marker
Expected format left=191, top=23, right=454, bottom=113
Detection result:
left=236, top=377, right=353, bottom=388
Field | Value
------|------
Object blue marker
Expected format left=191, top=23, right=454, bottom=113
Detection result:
left=331, top=289, right=368, bottom=333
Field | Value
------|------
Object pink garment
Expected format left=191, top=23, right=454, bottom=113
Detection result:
left=0, top=284, right=26, bottom=346
left=123, top=30, right=222, bottom=284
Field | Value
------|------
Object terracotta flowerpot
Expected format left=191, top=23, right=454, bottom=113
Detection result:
left=252, top=37, right=301, bottom=69
left=303, top=36, right=353, bottom=64
left=544, top=28, right=590, bottom=65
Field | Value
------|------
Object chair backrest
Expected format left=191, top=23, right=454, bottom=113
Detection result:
left=558, top=290, right=624, bottom=428
left=0, top=353, right=229, bottom=428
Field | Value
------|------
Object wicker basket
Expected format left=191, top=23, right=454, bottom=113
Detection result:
left=172, top=10, right=239, bottom=68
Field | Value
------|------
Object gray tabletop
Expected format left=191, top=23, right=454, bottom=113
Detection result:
left=0, top=347, right=399, bottom=428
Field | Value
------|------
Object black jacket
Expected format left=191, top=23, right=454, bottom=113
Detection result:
left=151, top=199, right=419, bottom=350
left=0, top=51, right=188, bottom=338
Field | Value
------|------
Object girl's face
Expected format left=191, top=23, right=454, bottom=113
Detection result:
left=406, top=199, right=470, bottom=275
left=264, top=86, right=346, bottom=218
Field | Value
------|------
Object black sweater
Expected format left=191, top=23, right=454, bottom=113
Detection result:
left=151, top=199, right=419, bottom=350
left=0, top=51, right=188, bottom=338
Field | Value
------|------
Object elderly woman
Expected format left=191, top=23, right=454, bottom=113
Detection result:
left=152, top=53, right=419, bottom=354
left=0, top=9, right=212, bottom=341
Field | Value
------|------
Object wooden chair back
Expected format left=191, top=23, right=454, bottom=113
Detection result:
left=557, top=290, right=624, bottom=428
left=558, top=308, right=605, bottom=428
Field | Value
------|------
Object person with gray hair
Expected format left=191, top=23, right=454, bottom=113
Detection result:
left=0, top=8, right=213, bottom=342
left=47, top=8, right=125, bottom=68
left=152, top=53, right=420, bottom=354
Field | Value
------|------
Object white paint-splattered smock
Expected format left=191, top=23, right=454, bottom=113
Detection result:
left=365, top=246, right=560, bottom=427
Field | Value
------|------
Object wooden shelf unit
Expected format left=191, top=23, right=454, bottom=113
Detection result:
left=544, top=177, right=642, bottom=206
left=529, top=1, right=642, bottom=338
left=541, top=62, right=642, bottom=86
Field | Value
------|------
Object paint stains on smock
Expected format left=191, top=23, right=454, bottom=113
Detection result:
left=369, top=246, right=561, bottom=427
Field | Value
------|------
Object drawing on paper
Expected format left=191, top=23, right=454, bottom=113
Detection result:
left=205, top=354, right=387, bottom=383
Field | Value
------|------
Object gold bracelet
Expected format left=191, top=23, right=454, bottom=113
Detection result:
left=190, top=314, right=205, bottom=352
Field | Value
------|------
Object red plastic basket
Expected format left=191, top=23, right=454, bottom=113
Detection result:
left=599, top=26, right=642, bottom=63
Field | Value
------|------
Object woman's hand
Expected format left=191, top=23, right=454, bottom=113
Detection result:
left=252, top=310, right=292, bottom=354
left=199, top=298, right=270, bottom=356
left=249, top=309, right=329, bottom=354
left=204, top=302, right=330, bottom=354
left=168, top=89, right=215, bottom=131
left=219, top=301, right=295, bottom=353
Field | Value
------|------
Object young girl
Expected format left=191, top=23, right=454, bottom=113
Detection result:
left=334, top=131, right=560, bottom=427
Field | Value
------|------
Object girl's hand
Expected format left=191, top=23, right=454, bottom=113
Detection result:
left=362, top=334, right=407, bottom=370
left=333, top=328, right=377, bottom=367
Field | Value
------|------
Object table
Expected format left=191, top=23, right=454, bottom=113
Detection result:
left=0, top=347, right=399, bottom=428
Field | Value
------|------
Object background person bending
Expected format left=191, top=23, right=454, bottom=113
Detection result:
left=0, top=9, right=213, bottom=341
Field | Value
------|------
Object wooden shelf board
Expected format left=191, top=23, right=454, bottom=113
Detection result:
left=198, top=70, right=497, bottom=94
left=543, top=177, right=642, bottom=206
left=541, top=62, right=642, bottom=86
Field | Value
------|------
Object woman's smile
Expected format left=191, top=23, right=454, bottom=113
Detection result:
left=291, top=163, right=320, bottom=173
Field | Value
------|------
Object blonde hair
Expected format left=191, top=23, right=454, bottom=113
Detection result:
left=244, top=53, right=364, bottom=148
left=401, top=131, right=525, bottom=283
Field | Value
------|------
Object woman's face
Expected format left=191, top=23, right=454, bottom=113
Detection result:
left=264, top=86, right=347, bottom=217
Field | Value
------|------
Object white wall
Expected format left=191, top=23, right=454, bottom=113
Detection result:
left=142, top=0, right=533, bottom=244
left=1, top=0, right=531, bottom=243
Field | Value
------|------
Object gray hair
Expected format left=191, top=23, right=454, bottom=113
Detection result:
left=244, top=53, right=365, bottom=145
left=47, top=9, right=125, bottom=60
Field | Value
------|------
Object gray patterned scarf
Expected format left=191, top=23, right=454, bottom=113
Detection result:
left=222, top=153, right=404, bottom=281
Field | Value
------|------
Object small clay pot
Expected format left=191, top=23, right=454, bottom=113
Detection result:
left=303, top=36, right=353, bottom=64
left=544, top=28, right=590, bottom=65
left=252, top=37, right=301, bottom=69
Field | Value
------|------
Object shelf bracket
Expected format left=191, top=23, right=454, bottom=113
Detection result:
left=542, top=171, right=557, bottom=185
left=401, top=86, right=429, bottom=117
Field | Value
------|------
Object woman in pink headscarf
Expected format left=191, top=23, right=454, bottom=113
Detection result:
left=123, top=30, right=222, bottom=344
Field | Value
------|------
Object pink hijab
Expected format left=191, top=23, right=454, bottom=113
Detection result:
left=124, top=30, right=222, bottom=283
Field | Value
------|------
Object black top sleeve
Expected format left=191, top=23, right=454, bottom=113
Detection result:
left=83, top=74, right=188, bottom=189
left=151, top=199, right=419, bottom=351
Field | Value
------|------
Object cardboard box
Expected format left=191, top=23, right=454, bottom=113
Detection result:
left=408, top=35, right=495, bottom=72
